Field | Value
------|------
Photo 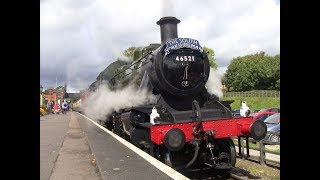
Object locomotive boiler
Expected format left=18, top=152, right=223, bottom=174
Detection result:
left=92, top=17, right=267, bottom=170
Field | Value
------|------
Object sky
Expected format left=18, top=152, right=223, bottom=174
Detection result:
left=40, top=0, right=280, bottom=93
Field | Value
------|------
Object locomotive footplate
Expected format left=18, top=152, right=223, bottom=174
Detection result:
left=150, top=117, right=266, bottom=145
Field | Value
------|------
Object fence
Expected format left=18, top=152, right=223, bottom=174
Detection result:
left=233, top=132, right=280, bottom=168
left=223, top=91, right=280, bottom=98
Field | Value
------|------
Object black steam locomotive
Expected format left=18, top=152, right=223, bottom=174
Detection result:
left=85, top=17, right=267, bottom=170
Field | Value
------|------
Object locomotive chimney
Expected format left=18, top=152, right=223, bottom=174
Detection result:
left=157, top=16, right=180, bottom=44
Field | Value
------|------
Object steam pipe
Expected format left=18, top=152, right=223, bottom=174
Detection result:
left=185, top=101, right=202, bottom=168
left=185, top=140, right=200, bottom=168
left=192, top=100, right=202, bottom=134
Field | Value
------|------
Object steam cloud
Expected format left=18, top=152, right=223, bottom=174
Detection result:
left=161, top=0, right=175, bottom=17
left=82, top=67, right=223, bottom=121
left=205, top=68, right=223, bottom=98
left=83, top=84, right=157, bottom=121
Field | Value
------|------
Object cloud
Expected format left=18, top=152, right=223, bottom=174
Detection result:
left=40, top=0, right=279, bottom=92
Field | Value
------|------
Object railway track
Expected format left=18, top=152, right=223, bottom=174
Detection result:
left=178, top=166, right=258, bottom=180
left=229, top=167, right=257, bottom=180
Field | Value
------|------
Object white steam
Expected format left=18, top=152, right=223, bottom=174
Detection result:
left=205, top=68, right=223, bottom=98
left=83, top=84, right=157, bottom=121
left=161, top=0, right=175, bottom=17
left=117, top=52, right=133, bottom=62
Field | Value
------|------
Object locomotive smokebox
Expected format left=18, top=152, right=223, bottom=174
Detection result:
left=157, top=16, right=180, bottom=44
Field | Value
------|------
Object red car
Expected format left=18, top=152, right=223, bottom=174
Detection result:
left=256, top=107, right=280, bottom=113
left=251, top=107, right=279, bottom=121
left=252, top=111, right=276, bottom=122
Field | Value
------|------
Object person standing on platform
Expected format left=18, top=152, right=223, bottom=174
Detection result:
left=61, top=100, right=68, bottom=114
left=53, top=103, right=60, bottom=114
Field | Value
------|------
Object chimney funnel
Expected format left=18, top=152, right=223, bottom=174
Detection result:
left=157, top=16, right=180, bottom=44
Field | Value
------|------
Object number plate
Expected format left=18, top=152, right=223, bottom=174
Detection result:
left=175, top=55, right=195, bottom=61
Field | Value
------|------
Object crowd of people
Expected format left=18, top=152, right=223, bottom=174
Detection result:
left=46, top=100, right=69, bottom=114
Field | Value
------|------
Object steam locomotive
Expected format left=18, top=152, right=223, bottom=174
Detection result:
left=82, top=17, right=267, bottom=170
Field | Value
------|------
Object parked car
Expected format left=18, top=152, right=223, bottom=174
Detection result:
left=251, top=107, right=279, bottom=120
left=263, top=113, right=280, bottom=144
left=257, top=107, right=280, bottom=113
left=253, top=111, right=276, bottom=122
left=231, top=109, right=241, bottom=117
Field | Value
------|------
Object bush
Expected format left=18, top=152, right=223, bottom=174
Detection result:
left=40, top=108, right=46, bottom=116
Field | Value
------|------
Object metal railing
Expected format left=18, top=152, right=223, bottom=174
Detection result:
left=233, top=132, right=280, bottom=168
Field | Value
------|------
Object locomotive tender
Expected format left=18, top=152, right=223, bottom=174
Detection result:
left=84, top=17, right=267, bottom=170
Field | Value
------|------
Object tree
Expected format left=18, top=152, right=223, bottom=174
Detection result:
left=122, top=47, right=137, bottom=59
left=253, top=53, right=280, bottom=90
left=203, top=47, right=218, bottom=69
left=272, top=54, right=280, bottom=90
left=224, top=52, right=280, bottom=91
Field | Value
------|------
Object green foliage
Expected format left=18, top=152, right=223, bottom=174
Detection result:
left=203, top=46, right=218, bottom=69
left=122, top=47, right=137, bottom=59
left=107, top=45, right=155, bottom=89
left=133, top=47, right=143, bottom=61
left=224, top=52, right=280, bottom=91
left=220, top=96, right=280, bottom=111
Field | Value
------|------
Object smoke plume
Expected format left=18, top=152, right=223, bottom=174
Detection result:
left=83, top=84, right=157, bottom=121
left=161, top=0, right=175, bottom=17
left=205, top=68, right=223, bottom=98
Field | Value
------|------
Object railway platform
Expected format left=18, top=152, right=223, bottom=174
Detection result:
left=40, top=112, right=188, bottom=180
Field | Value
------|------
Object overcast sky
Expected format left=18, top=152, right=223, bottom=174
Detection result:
left=40, top=0, right=280, bottom=93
